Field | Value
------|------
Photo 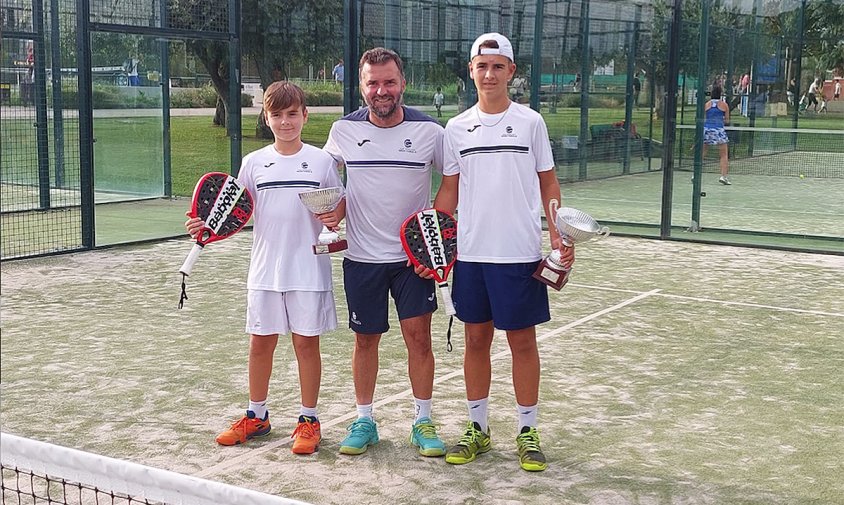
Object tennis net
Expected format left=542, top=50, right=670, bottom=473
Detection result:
left=675, top=126, right=844, bottom=178
left=1, top=433, right=311, bottom=505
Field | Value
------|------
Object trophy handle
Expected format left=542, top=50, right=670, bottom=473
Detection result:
left=548, top=199, right=559, bottom=222
left=596, top=226, right=611, bottom=239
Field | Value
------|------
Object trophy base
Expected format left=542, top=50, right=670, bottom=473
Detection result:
left=532, top=260, right=570, bottom=291
left=313, top=239, right=348, bottom=255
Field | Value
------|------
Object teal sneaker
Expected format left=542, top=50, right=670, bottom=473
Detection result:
left=516, top=426, right=548, bottom=472
left=445, top=421, right=491, bottom=465
left=339, top=417, right=379, bottom=455
left=409, top=417, right=446, bottom=457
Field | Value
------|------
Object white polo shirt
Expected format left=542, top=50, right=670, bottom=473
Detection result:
left=324, top=106, right=444, bottom=263
left=443, top=102, right=554, bottom=263
left=238, top=143, right=342, bottom=291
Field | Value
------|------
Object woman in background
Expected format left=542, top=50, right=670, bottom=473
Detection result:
left=703, top=85, right=731, bottom=186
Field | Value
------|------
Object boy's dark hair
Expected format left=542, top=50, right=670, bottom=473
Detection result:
left=263, top=81, right=306, bottom=114
left=711, top=85, right=723, bottom=99
left=359, top=47, right=404, bottom=78
left=436, top=87, right=442, bottom=91
left=479, top=40, right=500, bottom=51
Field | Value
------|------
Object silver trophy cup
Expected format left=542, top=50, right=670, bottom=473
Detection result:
left=533, top=202, right=609, bottom=290
left=298, top=186, right=348, bottom=254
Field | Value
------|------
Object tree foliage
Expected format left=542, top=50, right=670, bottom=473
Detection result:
left=241, top=0, right=342, bottom=138
left=764, top=0, right=844, bottom=77
left=646, top=0, right=843, bottom=116
left=168, top=0, right=342, bottom=134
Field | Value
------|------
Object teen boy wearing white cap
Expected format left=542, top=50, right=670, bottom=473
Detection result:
left=430, top=32, right=574, bottom=471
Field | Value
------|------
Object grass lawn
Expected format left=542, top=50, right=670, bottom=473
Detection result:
left=2, top=107, right=841, bottom=198
left=168, top=113, right=341, bottom=196
left=139, top=108, right=844, bottom=196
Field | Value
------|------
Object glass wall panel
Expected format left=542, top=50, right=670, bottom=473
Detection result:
left=1, top=0, right=85, bottom=258
left=671, top=0, right=843, bottom=249
left=90, top=33, right=164, bottom=201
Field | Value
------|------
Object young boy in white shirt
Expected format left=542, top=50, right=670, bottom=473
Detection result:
left=185, top=81, right=342, bottom=455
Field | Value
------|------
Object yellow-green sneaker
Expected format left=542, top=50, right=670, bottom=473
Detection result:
left=516, top=426, right=547, bottom=472
left=445, top=421, right=491, bottom=465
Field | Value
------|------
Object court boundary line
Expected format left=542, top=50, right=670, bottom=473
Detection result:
left=569, top=196, right=843, bottom=218
left=195, top=283, right=843, bottom=478
left=195, top=289, right=661, bottom=478
left=566, top=282, right=844, bottom=317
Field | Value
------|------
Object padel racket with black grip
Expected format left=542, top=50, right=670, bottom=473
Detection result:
left=401, top=209, right=458, bottom=315
left=178, top=172, right=253, bottom=308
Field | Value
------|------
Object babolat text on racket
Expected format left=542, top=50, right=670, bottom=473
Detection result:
left=178, top=172, right=253, bottom=308
left=401, top=208, right=458, bottom=350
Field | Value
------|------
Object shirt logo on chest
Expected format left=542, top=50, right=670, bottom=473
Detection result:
left=296, top=162, right=311, bottom=173
left=399, top=138, right=416, bottom=153
left=467, top=125, right=481, bottom=132
left=357, top=139, right=371, bottom=147
left=501, top=125, right=517, bottom=138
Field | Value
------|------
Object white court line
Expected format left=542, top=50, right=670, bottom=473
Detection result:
left=567, top=196, right=841, bottom=217
left=567, top=283, right=844, bottom=318
left=195, top=289, right=660, bottom=478
left=655, top=292, right=844, bottom=317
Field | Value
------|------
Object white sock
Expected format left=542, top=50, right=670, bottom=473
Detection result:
left=414, top=397, right=432, bottom=422
left=248, top=399, right=268, bottom=420
left=467, top=398, right=489, bottom=433
left=300, top=405, right=317, bottom=419
left=517, top=403, right=538, bottom=431
left=356, top=403, right=373, bottom=420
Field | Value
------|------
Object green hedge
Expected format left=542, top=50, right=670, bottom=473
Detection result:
left=170, top=86, right=218, bottom=108
left=49, top=85, right=162, bottom=109
left=402, top=87, right=459, bottom=106
left=48, top=84, right=252, bottom=109
left=555, top=93, right=625, bottom=108
left=297, top=86, right=458, bottom=107
left=303, top=89, right=343, bottom=106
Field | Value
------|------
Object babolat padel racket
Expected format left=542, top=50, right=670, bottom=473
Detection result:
left=401, top=209, right=458, bottom=350
left=178, top=172, right=253, bottom=308
left=401, top=209, right=458, bottom=314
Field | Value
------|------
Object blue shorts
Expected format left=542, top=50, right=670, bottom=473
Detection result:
left=343, top=259, right=437, bottom=335
left=452, top=260, right=550, bottom=331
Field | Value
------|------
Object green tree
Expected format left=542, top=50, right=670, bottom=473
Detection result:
left=242, top=0, right=342, bottom=138
left=767, top=0, right=844, bottom=78
left=169, top=0, right=342, bottom=134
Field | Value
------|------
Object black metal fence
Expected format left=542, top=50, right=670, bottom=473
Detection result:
left=1, top=0, right=241, bottom=259
left=2, top=0, right=842, bottom=259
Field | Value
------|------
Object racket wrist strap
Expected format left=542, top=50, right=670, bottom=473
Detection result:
left=178, top=273, right=189, bottom=309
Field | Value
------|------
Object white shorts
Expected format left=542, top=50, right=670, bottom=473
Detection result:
left=246, top=290, right=338, bottom=337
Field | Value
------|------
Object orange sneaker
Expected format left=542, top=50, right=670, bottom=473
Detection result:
left=291, top=415, right=321, bottom=454
left=215, top=411, right=271, bottom=446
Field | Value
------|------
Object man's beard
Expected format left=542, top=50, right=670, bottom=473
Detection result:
left=367, top=95, right=401, bottom=119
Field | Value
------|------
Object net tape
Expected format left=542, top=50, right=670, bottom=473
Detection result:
left=675, top=125, right=844, bottom=178
left=1, top=433, right=311, bottom=505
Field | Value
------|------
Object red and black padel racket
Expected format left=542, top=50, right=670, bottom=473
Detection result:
left=401, top=209, right=458, bottom=315
left=178, top=172, right=253, bottom=308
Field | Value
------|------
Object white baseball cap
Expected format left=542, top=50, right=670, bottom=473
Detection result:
left=470, top=32, right=514, bottom=61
